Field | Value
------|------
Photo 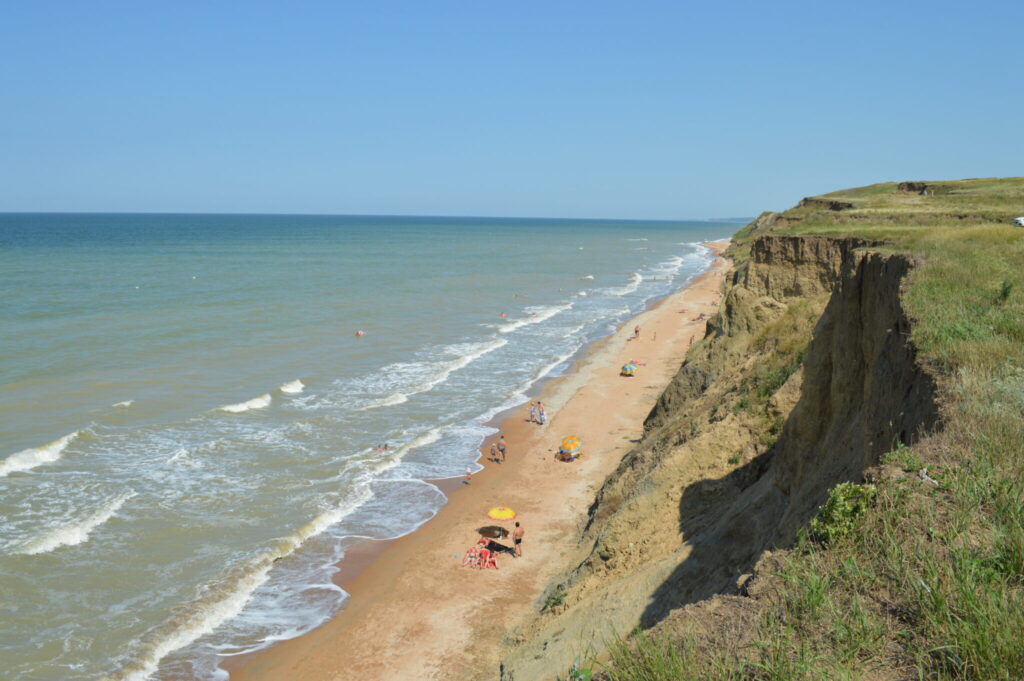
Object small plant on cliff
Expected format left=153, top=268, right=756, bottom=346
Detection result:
left=602, top=632, right=693, bottom=681
left=810, top=482, right=877, bottom=546
left=997, top=279, right=1013, bottom=305
left=544, top=585, right=567, bottom=611
left=882, top=441, right=924, bottom=471
left=561, top=657, right=593, bottom=681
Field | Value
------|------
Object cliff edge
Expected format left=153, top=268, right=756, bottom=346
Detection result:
left=500, top=177, right=1024, bottom=681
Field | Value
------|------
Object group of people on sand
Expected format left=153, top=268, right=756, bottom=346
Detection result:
left=527, top=402, right=546, bottom=426
left=462, top=522, right=525, bottom=570
left=488, top=434, right=508, bottom=463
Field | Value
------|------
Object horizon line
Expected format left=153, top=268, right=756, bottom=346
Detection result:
left=0, top=209, right=753, bottom=224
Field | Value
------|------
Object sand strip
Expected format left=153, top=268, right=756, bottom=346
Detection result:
left=227, top=242, right=730, bottom=681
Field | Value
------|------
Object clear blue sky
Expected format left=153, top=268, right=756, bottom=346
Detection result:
left=2, top=1, right=1022, bottom=219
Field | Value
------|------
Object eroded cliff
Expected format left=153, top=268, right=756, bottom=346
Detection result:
left=499, top=233, right=939, bottom=680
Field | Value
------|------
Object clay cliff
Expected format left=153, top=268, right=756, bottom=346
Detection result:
left=498, top=232, right=940, bottom=679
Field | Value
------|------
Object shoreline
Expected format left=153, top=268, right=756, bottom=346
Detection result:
left=225, top=241, right=731, bottom=681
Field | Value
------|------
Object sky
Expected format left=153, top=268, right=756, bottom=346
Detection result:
left=1, top=1, right=1022, bottom=219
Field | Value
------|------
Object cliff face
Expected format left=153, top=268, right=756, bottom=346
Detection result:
left=499, top=235, right=939, bottom=680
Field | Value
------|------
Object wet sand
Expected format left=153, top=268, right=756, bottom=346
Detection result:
left=226, top=242, right=730, bottom=681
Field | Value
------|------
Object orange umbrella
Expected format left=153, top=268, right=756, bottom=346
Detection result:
left=560, top=435, right=582, bottom=454
left=487, top=506, right=516, bottom=521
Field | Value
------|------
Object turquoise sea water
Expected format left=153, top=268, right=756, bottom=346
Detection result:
left=0, top=213, right=732, bottom=680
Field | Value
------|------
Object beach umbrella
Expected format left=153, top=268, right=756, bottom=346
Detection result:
left=621, top=363, right=636, bottom=376
left=560, top=435, right=582, bottom=454
left=487, top=506, right=517, bottom=521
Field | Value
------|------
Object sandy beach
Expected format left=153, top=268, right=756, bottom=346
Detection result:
left=227, top=242, right=730, bottom=681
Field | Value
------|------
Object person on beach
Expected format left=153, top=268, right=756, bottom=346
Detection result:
left=464, top=468, right=473, bottom=485
left=537, top=402, right=546, bottom=425
left=633, top=325, right=641, bottom=340
left=489, top=442, right=498, bottom=462
left=497, top=436, right=507, bottom=462
left=512, top=522, right=524, bottom=557
left=528, top=403, right=537, bottom=423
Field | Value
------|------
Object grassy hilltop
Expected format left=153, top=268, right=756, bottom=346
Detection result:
left=598, top=178, right=1024, bottom=681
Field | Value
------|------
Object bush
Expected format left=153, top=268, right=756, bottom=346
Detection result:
left=810, top=482, right=876, bottom=546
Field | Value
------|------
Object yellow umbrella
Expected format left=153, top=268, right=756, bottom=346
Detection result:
left=560, top=435, right=582, bottom=454
left=487, top=506, right=516, bottom=521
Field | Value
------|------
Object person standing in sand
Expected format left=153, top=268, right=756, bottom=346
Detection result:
left=528, top=403, right=536, bottom=424
left=489, top=442, right=498, bottom=462
left=497, top=435, right=507, bottom=462
left=512, top=522, right=524, bottom=557
left=537, top=402, right=546, bottom=425
left=633, top=324, right=641, bottom=340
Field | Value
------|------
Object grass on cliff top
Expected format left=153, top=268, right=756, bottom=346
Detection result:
left=598, top=177, right=1024, bottom=681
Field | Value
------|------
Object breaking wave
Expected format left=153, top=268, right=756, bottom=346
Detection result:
left=360, top=338, right=507, bottom=410
left=498, top=303, right=573, bottom=333
left=602, top=272, right=643, bottom=297
left=13, top=491, right=136, bottom=555
left=0, top=431, right=81, bottom=477
left=217, top=394, right=272, bottom=414
left=279, top=380, right=305, bottom=395
left=106, top=485, right=374, bottom=681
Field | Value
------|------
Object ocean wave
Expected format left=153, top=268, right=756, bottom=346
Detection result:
left=217, top=394, right=272, bottom=414
left=279, top=380, right=305, bottom=395
left=112, top=400, right=135, bottom=408
left=166, top=447, right=200, bottom=467
left=645, top=255, right=685, bottom=279
left=360, top=338, right=507, bottom=410
left=361, top=392, right=409, bottom=410
left=371, top=425, right=446, bottom=473
left=498, top=303, right=572, bottom=333
left=601, top=272, right=643, bottom=297
left=625, top=237, right=648, bottom=241
left=13, top=491, right=136, bottom=555
left=580, top=274, right=594, bottom=280
left=0, top=431, right=80, bottom=477
left=105, top=485, right=374, bottom=681
left=474, top=344, right=582, bottom=424
left=562, top=322, right=587, bottom=339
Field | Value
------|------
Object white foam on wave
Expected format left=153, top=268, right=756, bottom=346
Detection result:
left=362, top=392, right=409, bottom=410
left=371, top=425, right=447, bottom=474
left=217, top=394, right=272, bottom=414
left=475, top=343, right=583, bottom=424
left=166, top=447, right=200, bottom=467
left=645, top=255, right=686, bottom=280
left=279, top=380, right=304, bottom=395
left=625, top=237, right=648, bottom=241
left=498, top=302, right=572, bottom=333
left=112, top=400, right=135, bottom=408
left=14, top=491, right=137, bottom=555
left=602, top=272, right=643, bottom=297
left=562, top=322, right=587, bottom=339
left=106, top=485, right=374, bottom=681
left=0, top=431, right=80, bottom=477
left=580, top=274, right=594, bottom=280
left=360, top=338, right=507, bottom=410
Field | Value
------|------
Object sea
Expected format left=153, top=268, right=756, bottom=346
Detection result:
left=0, top=213, right=733, bottom=680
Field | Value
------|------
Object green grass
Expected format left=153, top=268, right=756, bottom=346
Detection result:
left=599, top=177, right=1024, bottom=681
